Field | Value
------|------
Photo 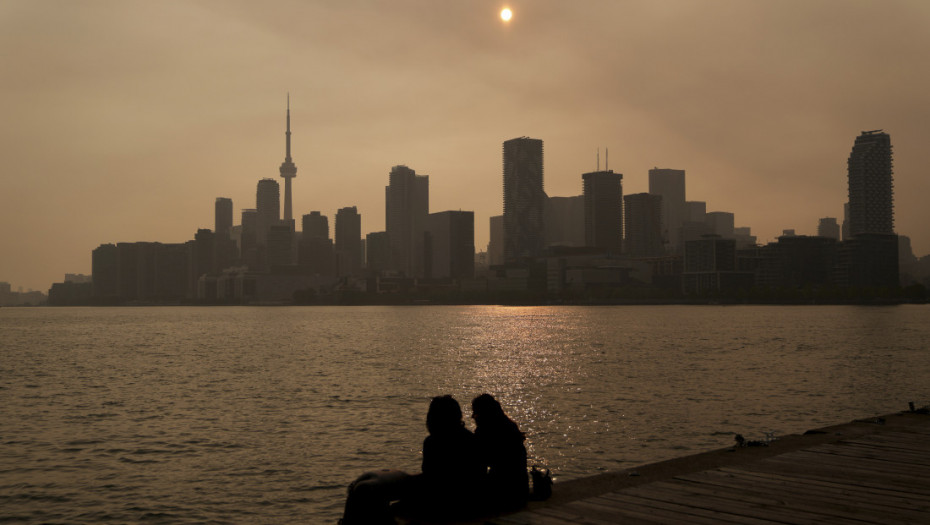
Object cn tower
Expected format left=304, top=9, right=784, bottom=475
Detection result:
left=279, top=94, right=298, bottom=223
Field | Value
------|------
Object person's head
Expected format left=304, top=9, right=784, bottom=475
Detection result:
left=471, top=393, right=507, bottom=427
left=426, top=395, right=464, bottom=435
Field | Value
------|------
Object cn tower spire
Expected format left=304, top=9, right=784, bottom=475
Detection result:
left=285, top=93, right=292, bottom=162
left=279, top=93, right=298, bottom=223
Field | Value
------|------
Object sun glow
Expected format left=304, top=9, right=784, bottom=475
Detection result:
left=500, top=7, right=512, bottom=22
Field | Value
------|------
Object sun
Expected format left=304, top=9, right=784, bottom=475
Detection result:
left=500, top=7, right=512, bottom=22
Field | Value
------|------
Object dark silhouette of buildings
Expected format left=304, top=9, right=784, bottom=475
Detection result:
left=279, top=95, right=298, bottom=224
left=385, top=165, right=429, bottom=277
left=582, top=170, right=623, bottom=254
left=503, top=137, right=545, bottom=262
left=78, top=114, right=919, bottom=305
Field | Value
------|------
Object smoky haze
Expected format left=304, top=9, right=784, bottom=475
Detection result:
left=1, top=0, right=929, bottom=291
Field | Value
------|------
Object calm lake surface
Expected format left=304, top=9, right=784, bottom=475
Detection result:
left=2, top=305, right=928, bottom=523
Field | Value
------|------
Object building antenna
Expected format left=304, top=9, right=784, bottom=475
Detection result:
left=597, top=148, right=600, bottom=171
left=606, top=148, right=609, bottom=171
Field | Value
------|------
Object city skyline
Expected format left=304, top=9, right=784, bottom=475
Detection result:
left=3, top=1, right=930, bottom=292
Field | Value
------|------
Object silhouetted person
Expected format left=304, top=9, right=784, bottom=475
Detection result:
left=401, top=394, right=484, bottom=520
left=341, top=395, right=483, bottom=524
left=471, top=393, right=529, bottom=511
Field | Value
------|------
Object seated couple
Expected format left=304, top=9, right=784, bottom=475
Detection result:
left=341, top=394, right=529, bottom=524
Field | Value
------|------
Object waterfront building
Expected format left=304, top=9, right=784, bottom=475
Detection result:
left=335, top=206, right=362, bottom=277
left=191, top=229, right=215, bottom=296
left=503, top=137, right=545, bottom=261
left=240, top=209, right=261, bottom=270
left=847, top=130, right=893, bottom=236
left=215, top=198, right=233, bottom=239
left=624, top=192, right=664, bottom=258
left=842, top=203, right=850, bottom=241
left=683, top=236, right=753, bottom=294
left=302, top=211, right=329, bottom=240
left=488, top=215, right=504, bottom=266
left=776, top=235, right=837, bottom=288
left=834, top=233, right=899, bottom=288
left=256, top=178, right=280, bottom=236
left=686, top=201, right=706, bottom=223
left=818, top=217, right=841, bottom=240
left=425, top=210, right=475, bottom=280
left=705, top=211, right=735, bottom=238
left=92, top=243, right=118, bottom=301
left=386, top=165, right=429, bottom=277
left=582, top=170, right=623, bottom=254
left=842, top=130, right=898, bottom=287
left=365, top=231, right=390, bottom=276
left=545, top=195, right=585, bottom=248
left=267, top=224, right=295, bottom=269
left=734, top=227, right=757, bottom=249
left=649, top=168, right=686, bottom=252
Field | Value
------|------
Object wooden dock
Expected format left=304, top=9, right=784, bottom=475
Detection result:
left=480, top=411, right=930, bottom=525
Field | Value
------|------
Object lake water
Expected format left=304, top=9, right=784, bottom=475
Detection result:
left=2, top=305, right=928, bottom=523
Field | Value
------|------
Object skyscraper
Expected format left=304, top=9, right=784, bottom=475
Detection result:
left=623, top=192, right=664, bottom=258
left=215, top=198, right=233, bottom=239
left=544, top=196, right=585, bottom=248
left=302, top=211, right=329, bottom=240
left=279, top=95, right=298, bottom=223
left=240, top=209, right=260, bottom=270
left=385, top=165, right=429, bottom=277
left=847, top=130, right=893, bottom=236
left=298, top=212, right=334, bottom=276
left=582, top=170, right=623, bottom=253
left=503, top=137, right=545, bottom=261
left=256, top=178, right=280, bottom=229
left=488, top=215, right=504, bottom=266
left=648, top=168, right=686, bottom=252
left=425, top=211, right=475, bottom=280
left=335, top=206, right=362, bottom=277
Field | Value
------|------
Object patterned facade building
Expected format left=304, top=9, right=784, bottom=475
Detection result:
left=503, top=137, right=545, bottom=261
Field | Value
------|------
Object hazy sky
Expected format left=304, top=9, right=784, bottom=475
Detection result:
left=2, top=0, right=929, bottom=292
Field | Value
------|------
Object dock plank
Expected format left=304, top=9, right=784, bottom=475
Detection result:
left=598, top=491, right=779, bottom=525
left=703, top=467, right=930, bottom=513
left=619, top=480, right=871, bottom=525
left=675, top=468, right=928, bottom=522
left=481, top=413, right=930, bottom=525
